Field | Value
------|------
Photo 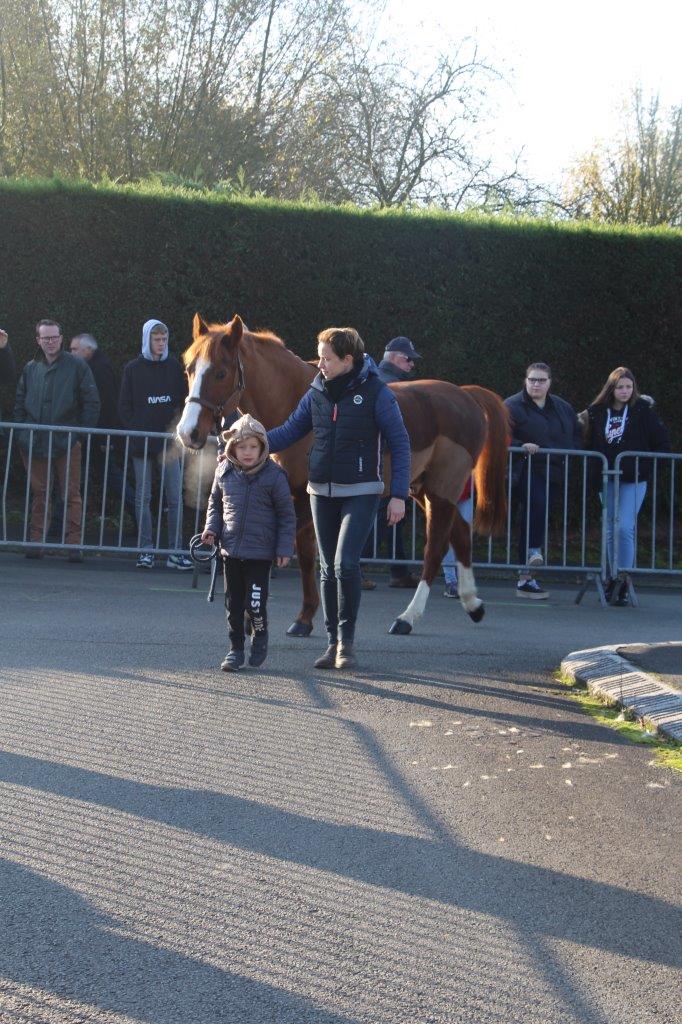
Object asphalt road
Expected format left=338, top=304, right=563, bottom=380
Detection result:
left=0, top=554, right=680, bottom=1024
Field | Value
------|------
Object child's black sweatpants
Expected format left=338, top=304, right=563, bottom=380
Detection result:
left=223, top=557, right=271, bottom=650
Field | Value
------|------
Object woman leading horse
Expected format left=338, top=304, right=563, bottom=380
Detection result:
left=177, top=314, right=509, bottom=642
left=265, top=326, right=410, bottom=671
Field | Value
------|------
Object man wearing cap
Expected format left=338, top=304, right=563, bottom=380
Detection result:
left=378, top=336, right=422, bottom=385
left=364, top=336, right=421, bottom=589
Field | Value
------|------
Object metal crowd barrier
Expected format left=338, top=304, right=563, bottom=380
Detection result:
left=613, top=451, right=681, bottom=579
left=362, top=447, right=612, bottom=599
left=1, top=424, right=678, bottom=602
left=0, top=422, right=218, bottom=555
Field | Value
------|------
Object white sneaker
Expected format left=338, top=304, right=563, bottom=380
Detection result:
left=136, top=552, right=154, bottom=569
left=527, top=548, right=544, bottom=567
left=166, top=554, right=194, bottom=571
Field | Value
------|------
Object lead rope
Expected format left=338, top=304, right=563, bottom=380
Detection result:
left=189, top=533, right=221, bottom=603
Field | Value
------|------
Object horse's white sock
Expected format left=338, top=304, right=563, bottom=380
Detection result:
left=400, top=580, right=430, bottom=626
left=457, top=563, right=482, bottom=614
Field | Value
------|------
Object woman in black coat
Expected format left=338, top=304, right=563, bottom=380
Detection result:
left=584, top=366, right=669, bottom=603
left=504, top=361, right=582, bottom=599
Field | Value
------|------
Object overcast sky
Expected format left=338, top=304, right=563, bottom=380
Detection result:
left=377, top=0, right=681, bottom=188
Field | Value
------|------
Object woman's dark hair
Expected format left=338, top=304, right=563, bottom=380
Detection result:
left=317, top=327, right=365, bottom=362
left=591, top=366, right=639, bottom=407
left=525, top=361, right=551, bottom=380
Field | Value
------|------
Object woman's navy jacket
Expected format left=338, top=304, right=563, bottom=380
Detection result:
left=267, top=357, right=411, bottom=499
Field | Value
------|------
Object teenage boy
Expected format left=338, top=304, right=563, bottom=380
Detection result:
left=118, top=319, right=192, bottom=569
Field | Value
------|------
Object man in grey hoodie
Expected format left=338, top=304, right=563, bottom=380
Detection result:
left=118, top=319, right=191, bottom=569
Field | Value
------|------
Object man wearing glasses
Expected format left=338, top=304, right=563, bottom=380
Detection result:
left=505, top=362, right=582, bottom=598
left=14, top=319, right=100, bottom=559
left=363, top=336, right=422, bottom=589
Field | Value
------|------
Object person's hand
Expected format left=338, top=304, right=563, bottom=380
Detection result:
left=201, top=530, right=216, bottom=544
left=276, top=556, right=290, bottom=568
left=0, top=328, right=8, bottom=348
left=386, top=497, right=405, bottom=526
left=522, top=443, right=540, bottom=455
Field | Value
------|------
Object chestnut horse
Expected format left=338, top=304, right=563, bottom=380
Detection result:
left=177, top=315, right=509, bottom=636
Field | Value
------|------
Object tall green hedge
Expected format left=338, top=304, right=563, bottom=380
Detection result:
left=1, top=178, right=680, bottom=443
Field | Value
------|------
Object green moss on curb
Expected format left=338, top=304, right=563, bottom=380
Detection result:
left=555, top=670, right=682, bottom=772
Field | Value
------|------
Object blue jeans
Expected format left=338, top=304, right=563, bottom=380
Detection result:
left=442, top=494, right=474, bottom=584
left=363, top=496, right=409, bottom=579
left=603, top=480, right=647, bottom=575
left=310, top=493, right=380, bottom=644
left=133, top=454, right=183, bottom=551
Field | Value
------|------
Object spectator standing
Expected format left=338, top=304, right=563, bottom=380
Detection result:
left=505, top=362, right=582, bottom=599
left=70, top=334, right=119, bottom=430
left=118, top=318, right=192, bottom=570
left=0, top=328, right=16, bottom=423
left=267, top=327, right=411, bottom=671
left=441, top=478, right=474, bottom=597
left=71, top=333, right=136, bottom=515
left=14, top=319, right=100, bottom=560
left=201, top=415, right=296, bottom=671
left=364, top=335, right=422, bottom=589
left=583, top=367, right=669, bottom=605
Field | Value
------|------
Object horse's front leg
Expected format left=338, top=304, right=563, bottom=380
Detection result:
left=286, top=502, right=319, bottom=637
left=389, top=494, right=452, bottom=636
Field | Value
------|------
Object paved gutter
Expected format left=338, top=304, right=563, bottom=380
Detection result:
left=561, top=643, right=682, bottom=742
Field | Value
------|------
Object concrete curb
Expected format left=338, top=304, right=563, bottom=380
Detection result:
left=561, top=645, right=682, bottom=743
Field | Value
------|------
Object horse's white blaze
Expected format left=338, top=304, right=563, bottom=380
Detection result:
left=177, top=357, right=210, bottom=444
left=457, top=562, right=482, bottom=614
left=399, top=580, right=430, bottom=627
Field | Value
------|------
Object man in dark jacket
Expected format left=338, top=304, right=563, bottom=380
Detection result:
left=364, top=335, right=422, bottom=589
left=505, top=361, right=582, bottom=599
left=70, top=334, right=119, bottom=429
left=0, top=328, right=17, bottom=481
left=14, top=318, right=100, bottom=559
left=118, top=319, right=191, bottom=570
left=70, top=333, right=135, bottom=513
left=0, top=328, right=16, bottom=417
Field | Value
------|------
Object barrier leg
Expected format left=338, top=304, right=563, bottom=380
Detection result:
left=575, top=573, right=607, bottom=608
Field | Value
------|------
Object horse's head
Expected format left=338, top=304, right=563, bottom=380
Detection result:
left=177, top=313, right=246, bottom=450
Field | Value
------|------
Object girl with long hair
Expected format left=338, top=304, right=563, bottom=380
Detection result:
left=584, top=367, right=669, bottom=604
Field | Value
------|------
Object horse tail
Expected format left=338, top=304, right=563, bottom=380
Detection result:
left=462, top=385, right=510, bottom=536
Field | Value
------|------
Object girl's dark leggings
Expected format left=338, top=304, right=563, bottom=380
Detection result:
left=223, top=557, right=271, bottom=650
left=310, top=493, right=380, bottom=645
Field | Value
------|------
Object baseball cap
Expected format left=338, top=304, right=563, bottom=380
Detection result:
left=385, top=336, right=421, bottom=360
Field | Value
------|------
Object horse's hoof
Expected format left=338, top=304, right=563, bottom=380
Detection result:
left=468, top=603, right=485, bottom=623
left=287, top=620, right=313, bottom=637
left=388, top=618, right=412, bottom=635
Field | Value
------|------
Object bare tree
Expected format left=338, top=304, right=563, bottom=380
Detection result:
left=565, top=90, right=682, bottom=227
left=0, top=0, right=544, bottom=211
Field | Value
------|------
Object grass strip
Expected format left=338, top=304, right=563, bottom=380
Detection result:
left=554, top=670, right=682, bottom=772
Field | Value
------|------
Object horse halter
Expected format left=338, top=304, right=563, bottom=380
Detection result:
left=184, top=354, right=246, bottom=426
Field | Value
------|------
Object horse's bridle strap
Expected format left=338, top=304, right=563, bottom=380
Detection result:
left=185, top=355, right=245, bottom=422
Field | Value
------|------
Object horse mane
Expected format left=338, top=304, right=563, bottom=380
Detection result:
left=182, top=321, right=286, bottom=367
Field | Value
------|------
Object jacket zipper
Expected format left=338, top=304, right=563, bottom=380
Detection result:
left=235, top=477, right=252, bottom=554
left=328, top=402, right=338, bottom=495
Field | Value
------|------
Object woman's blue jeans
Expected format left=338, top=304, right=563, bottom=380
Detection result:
left=310, top=493, right=380, bottom=645
left=603, top=480, right=647, bottom=576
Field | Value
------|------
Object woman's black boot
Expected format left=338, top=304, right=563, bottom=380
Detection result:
left=314, top=644, right=337, bottom=669
left=335, top=643, right=358, bottom=670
